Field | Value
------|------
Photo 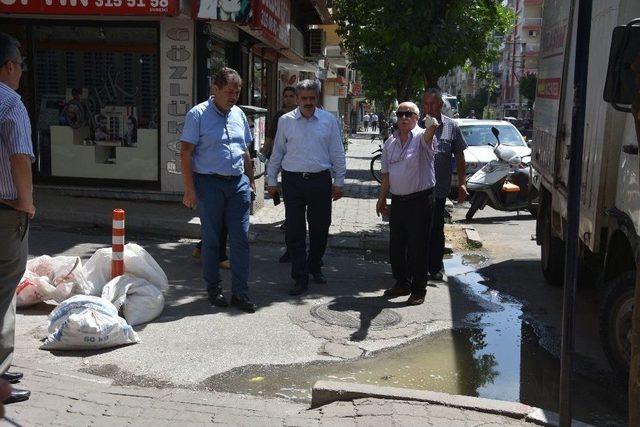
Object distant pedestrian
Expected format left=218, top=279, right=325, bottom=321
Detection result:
left=371, top=113, right=378, bottom=132
left=363, top=113, right=370, bottom=131
left=467, top=109, right=477, bottom=119
left=0, top=31, right=33, bottom=405
left=267, top=79, right=346, bottom=296
left=261, top=86, right=297, bottom=157
left=181, top=67, right=257, bottom=313
left=375, top=101, right=438, bottom=306
left=421, top=87, right=468, bottom=281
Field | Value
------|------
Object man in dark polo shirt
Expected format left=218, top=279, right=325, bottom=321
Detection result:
left=421, top=87, right=467, bottom=281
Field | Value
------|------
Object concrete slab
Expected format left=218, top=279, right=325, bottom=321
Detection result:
left=310, top=381, right=590, bottom=426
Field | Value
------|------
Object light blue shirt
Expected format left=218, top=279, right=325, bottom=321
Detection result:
left=0, top=82, right=34, bottom=200
left=267, top=107, right=346, bottom=187
left=381, top=125, right=436, bottom=196
left=181, top=98, right=252, bottom=176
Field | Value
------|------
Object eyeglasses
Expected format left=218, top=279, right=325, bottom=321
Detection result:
left=396, top=111, right=415, bottom=118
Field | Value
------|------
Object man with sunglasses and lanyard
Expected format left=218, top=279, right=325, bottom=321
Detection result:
left=0, top=32, right=33, bottom=405
left=376, top=101, right=438, bottom=305
left=181, top=67, right=257, bottom=313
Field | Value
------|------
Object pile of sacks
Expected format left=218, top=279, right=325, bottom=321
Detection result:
left=17, top=243, right=168, bottom=351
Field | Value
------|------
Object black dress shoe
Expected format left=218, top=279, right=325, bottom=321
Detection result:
left=1, top=371, right=23, bottom=384
left=230, top=295, right=257, bottom=313
left=207, top=289, right=229, bottom=307
left=289, top=280, right=308, bottom=296
left=383, top=284, right=411, bottom=297
left=279, top=251, right=291, bottom=263
left=311, top=271, right=327, bottom=284
left=3, top=388, right=30, bottom=404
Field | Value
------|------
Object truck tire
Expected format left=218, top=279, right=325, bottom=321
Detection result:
left=465, top=193, right=487, bottom=221
left=540, top=208, right=564, bottom=287
left=599, top=272, right=635, bottom=380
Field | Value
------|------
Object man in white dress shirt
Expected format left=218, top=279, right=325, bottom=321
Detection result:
left=267, top=80, right=346, bottom=296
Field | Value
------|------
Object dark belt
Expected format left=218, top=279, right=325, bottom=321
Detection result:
left=0, top=202, right=16, bottom=211
left=283, top=169, right=330, bottom=180
left=391, top=188, right=434, bottom=201
left=198, top=173, right=241, bottom=181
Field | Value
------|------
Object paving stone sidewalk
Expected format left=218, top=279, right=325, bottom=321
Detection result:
left=4, top=365, right=540, bottom=426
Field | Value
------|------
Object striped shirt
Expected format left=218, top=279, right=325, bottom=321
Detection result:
left=0, top=82, right=34, bottom=200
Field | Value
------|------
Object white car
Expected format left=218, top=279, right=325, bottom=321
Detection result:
left=452, top=119, right=531, bottom=191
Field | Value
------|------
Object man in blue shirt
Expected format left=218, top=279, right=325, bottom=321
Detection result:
left=181, top=67, right=257, bottom=313
left=267, top=80, right=346, bottom=296
left=0, top=32, right=33, bottom=405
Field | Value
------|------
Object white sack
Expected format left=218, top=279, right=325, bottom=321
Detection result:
left=16, top=256, right=91, bottom=307
left=41, top=295, right=140, bottom=350
left=102, top=275, right=165, bottom=326
left=84, top=243, right=168, bottom=295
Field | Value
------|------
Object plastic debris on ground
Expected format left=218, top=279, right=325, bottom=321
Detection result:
left=41, top=295, right=140, bottom=350
left=16, top=243, right=168, bottom=350
left=16, top=256, right=91, bottom=307
left=102, top=275, right=165, bottom=326
left=84, top=243, right=169, bottom=295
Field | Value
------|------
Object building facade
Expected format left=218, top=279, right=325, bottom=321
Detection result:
left=0, top=0, right=331, bottom=199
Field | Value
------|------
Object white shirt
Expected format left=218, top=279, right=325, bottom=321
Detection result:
left=267, top=107, right=346, bottom=187
left=381, top=125, right=436, bottom=196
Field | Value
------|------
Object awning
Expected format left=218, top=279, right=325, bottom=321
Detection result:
left=278, top=59, right=319, bottom=74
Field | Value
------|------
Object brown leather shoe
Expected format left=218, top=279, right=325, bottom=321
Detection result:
left=406, top=293, right=425, bottom=305
left=383, top=285, right=411, bottom=297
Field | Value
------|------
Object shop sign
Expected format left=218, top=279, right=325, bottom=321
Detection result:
left=250, top=0, right=290, bottom=49
left=196, top=0, right=251, bottom=22
left=160, top=18, right=194, bottom=192
left=0, top=0, right=179, bottom=15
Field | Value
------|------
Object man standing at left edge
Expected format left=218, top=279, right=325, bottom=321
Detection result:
left=0, top=32, right=33, bottom=405
left=181, top=67, right=257, bottom=313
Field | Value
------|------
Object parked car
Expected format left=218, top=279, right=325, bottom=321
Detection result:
left=451, top=119, right=531, bottom=194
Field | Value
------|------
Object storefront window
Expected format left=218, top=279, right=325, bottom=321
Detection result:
left=32, top=24, right=159, bottom=183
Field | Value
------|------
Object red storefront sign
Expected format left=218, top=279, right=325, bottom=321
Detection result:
left=250, top=0, right=290, bottom=49
left=537, top=77, right=561, bottom=99
left=0, top=0, right=179, bottom=16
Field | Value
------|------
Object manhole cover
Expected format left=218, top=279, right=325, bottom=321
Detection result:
left=310, top=300, right=402, bottom=330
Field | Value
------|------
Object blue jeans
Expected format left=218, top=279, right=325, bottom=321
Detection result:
left=194, top=173, right=251, bottom=299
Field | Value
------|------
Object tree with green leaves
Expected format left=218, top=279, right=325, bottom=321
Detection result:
left=333, top=0, right=513, bottom=102
left=519, top=73, right=537, bottom=108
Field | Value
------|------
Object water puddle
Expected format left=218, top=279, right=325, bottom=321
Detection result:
left=200, top=254, right=626, bottom=425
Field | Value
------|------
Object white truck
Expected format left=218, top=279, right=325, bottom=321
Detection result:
left=531, top=0, right=639, bottom=377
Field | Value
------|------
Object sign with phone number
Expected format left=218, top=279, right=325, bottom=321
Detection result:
left=0, top=0, right=179, bottom=16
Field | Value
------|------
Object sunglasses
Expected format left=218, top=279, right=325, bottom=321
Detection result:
left=396, top=111, right=415, bottom=118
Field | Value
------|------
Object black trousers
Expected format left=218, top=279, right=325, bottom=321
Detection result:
left=428, top=197, right=447, bottom=274
left=282, top=170, right=332, bottom=282
left=389, top=190, right=434, bottom=295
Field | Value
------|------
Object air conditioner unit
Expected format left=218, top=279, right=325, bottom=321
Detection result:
left=324, top=45, right=341, bottom=58
left=307, top=29, right=325, bottom=57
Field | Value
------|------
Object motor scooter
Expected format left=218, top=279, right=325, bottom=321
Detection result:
left=465, top=127, right=538, bottom=220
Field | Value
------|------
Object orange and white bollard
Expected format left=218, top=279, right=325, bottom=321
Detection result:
left=112, top=209, right=125, bottom=279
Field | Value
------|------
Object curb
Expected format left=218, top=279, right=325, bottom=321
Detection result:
left=311, top=381, right=591, bottom=426
left=462, top=225, right=482, bottom=248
